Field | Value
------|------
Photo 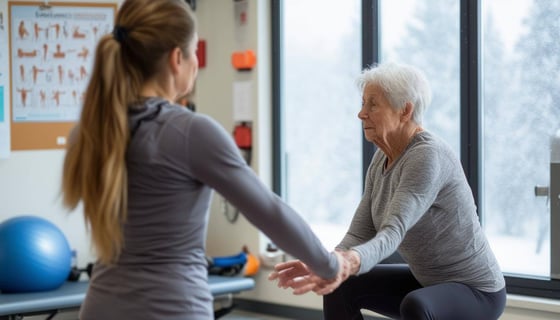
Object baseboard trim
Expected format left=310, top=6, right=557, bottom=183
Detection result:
left=233, top=298, right=384, bottom=319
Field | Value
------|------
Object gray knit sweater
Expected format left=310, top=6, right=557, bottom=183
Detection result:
left=79, top=98, right=338, bottom=320
left=338, top=131, right=505, bottom=293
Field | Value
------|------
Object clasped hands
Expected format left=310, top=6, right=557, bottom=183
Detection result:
left=268, top=249, right=360, bottom=295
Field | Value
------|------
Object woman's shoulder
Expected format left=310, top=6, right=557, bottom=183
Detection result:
left=410, top=131, right=453, bottom=154
left=401, top=131, right=458, bottom=166
left=155, top=101, right=218, bottom=130
left=408, top=131, right=462, bottom=171
left=159, top=105, right=231, bottom=145
left=128, top=98, right=225, bottom=138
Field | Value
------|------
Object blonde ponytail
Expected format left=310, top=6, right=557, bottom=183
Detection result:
left=61, top=0, right=196, bottom=265
left=62, top=34, right=132, bottom=265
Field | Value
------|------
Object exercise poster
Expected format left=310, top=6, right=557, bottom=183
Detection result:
left=10, top=2, right=115, bottom=123
left=0, top=8, right=9, bottom=157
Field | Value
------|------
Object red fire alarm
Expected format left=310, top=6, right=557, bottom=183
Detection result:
left=231, top=50, right=256, bottom=71
left=197, top=40, right=206, bottom=68
left=234, top=122, right=252, bottom=149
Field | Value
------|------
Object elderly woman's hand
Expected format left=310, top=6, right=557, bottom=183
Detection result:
left=311, top=250, right=360, bottom=295
left=310, top=251, right=352, bottom=295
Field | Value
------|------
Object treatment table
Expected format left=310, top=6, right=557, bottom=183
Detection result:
left=0, top=275, right=255, bottom=319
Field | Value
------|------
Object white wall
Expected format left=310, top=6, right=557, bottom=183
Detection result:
left=0, top=0, right=559, bottom=319
left=194, top=0, right=262, bottom=258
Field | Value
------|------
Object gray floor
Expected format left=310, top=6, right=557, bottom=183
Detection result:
left=223, top=309, right=293, bottom=320
left=20, top=309, right=292, bottom=320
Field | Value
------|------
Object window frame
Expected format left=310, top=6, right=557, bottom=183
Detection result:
left=271, top=0, right=560, bottom=300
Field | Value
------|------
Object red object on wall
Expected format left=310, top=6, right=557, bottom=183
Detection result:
left=197, top=40, right=206, bottom=68
left=233, top=122, right=252, bottom=149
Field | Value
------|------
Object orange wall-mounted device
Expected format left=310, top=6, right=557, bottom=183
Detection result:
left=231, top=50, right=256, bottom=71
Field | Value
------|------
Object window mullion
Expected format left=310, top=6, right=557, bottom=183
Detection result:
left=361, top=0, right=378, bottom=185
left=460, top=0, right=481, bottom=212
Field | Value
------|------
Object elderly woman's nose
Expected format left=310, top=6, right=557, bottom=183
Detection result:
left=358, top=108, right=367, bottom=119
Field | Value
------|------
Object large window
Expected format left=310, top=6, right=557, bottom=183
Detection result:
left=275, top=0, right=363, bottom=251
left=273, top=0, right=560, bottom=298
left=481, top=0, right=554, bottom=278
left=379, top=0, right=461, bottom=155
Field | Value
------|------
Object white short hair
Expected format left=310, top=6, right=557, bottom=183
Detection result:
left=357, top=62, right=432, bottom=125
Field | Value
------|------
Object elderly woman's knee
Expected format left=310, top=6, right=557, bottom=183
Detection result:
left=400, top=291, right=433, bottom=320
left=324, top=280, right=350, bottom=303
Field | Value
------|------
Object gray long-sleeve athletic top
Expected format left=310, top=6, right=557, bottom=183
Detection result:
left=337, top=131, right=505, bottom=293
left=79, top=98, right=338, bottom=320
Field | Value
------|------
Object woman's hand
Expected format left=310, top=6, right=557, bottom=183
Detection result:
left=268, top=259, right=316, bottom=294
left=311, top=250, right=352, bottom=295
left=268, top=250, right=359, bottom=295
left=310, top=250, right=361, bottom=295
left=337, top=249, right=361, bottom=275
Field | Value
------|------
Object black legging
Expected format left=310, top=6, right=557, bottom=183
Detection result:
left=323, top=264, right=506, bottom=320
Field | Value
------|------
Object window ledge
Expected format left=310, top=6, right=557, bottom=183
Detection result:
left=507, top=294, right=560, bottom=314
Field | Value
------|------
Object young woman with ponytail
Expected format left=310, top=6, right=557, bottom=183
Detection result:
left=61, top=0, right=347, bottom=318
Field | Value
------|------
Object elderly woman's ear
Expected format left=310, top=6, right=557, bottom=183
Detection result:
left=401, top=102, right=415, bottom=122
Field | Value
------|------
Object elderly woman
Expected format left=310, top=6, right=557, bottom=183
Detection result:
left=270, top=62, right=506, bottom=320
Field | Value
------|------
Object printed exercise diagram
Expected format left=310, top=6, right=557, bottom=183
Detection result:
left=10, top=4, right=113, bottom=122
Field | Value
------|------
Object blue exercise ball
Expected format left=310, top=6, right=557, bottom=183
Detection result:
left=0, top=216, right=72, bottom=293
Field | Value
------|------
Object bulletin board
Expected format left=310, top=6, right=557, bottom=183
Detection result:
left=8, top=1, right=116, bottom=150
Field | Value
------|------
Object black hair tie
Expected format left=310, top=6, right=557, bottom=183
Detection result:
left=113, top=25, right=128, bottom=43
